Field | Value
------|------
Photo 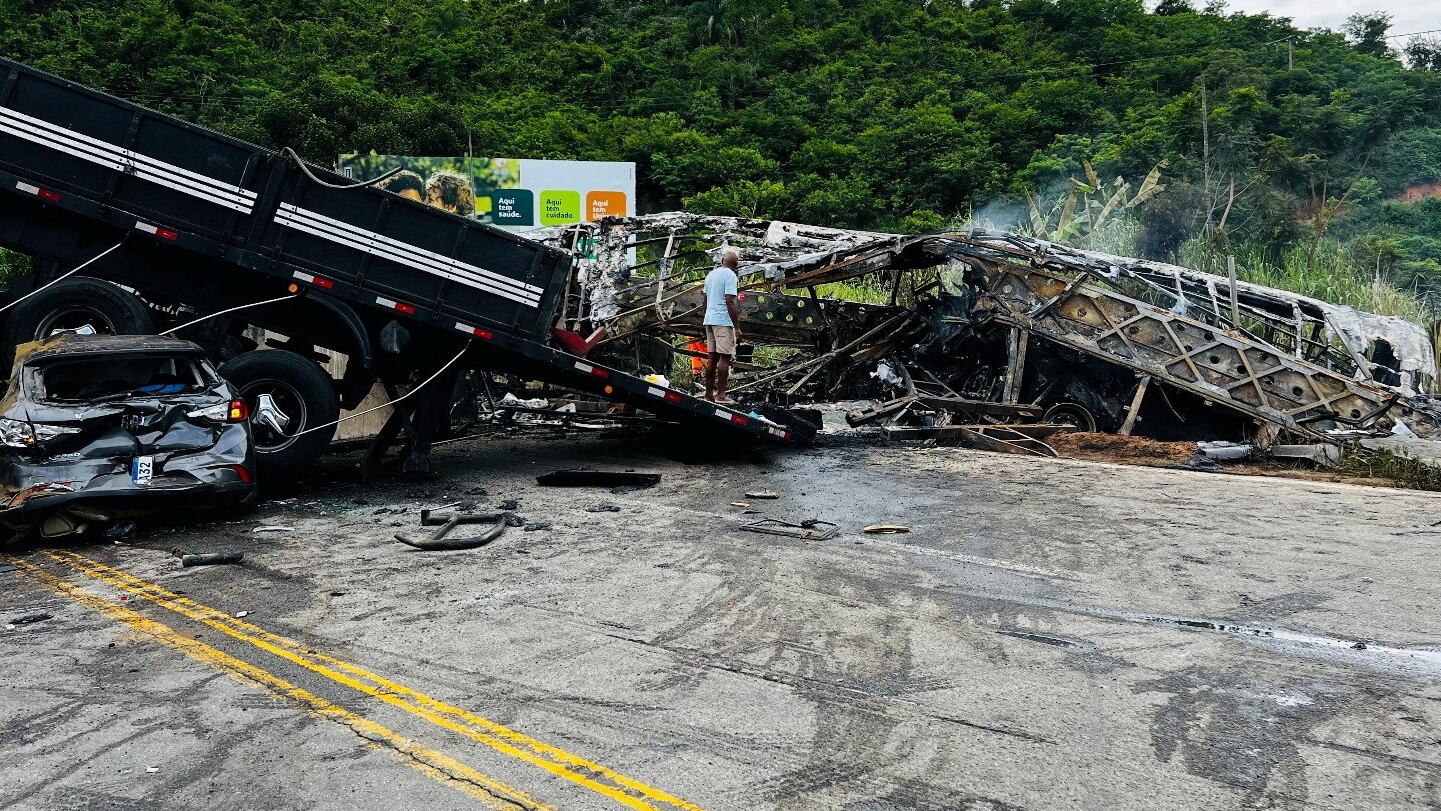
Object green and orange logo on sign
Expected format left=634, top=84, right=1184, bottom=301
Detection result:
left=539, top=190, right=581, bottom=226
left=587, top=191, right=627, bottom=221
left=337, top=154, right=634, bottom=231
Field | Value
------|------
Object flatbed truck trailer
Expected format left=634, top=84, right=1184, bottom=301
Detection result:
left=0, top=57, right=812, bottom=479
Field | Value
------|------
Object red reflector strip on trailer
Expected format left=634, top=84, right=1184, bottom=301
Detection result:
left=291, top=270, right=334, bottom=289
left=573, top=361, right=609, bottom=379
left=646, top=386, right=684, bottom=403
left=769, top=427, right=789, bottom=439
left=135, top=221, right=177, bottom=240
left=726, top=411, right=748, bottom=425
left=16, top=181, right=60, bottom=202
left=375, top=297, right=417, bottom=315
left=454, top=322, right=493, bottom=340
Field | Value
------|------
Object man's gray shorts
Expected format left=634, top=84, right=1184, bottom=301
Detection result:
left=706, top=325, right=736, bottom=356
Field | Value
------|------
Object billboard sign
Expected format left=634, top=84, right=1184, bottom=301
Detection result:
left=337, top=154, right=635, bottom=232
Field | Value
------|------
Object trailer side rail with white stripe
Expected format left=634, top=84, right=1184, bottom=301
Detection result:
left=0, top=56, right=811, bottom=450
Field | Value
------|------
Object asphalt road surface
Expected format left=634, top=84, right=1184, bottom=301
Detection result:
left=4, top=431, right=1441, bottom=810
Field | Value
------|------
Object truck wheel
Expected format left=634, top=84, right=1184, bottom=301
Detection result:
left=3, top=276, right=153, bottom=351
left=219, top=350, right=339, bottom=484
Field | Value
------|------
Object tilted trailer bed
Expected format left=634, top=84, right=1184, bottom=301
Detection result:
left=0, top=56, right=812, bottom=478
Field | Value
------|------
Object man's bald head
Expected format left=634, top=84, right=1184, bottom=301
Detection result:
left=721, top=250, right=739, bottom=269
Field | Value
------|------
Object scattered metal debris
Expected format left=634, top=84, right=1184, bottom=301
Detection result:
left=537, top=470, right=661, bottom=488
left=744, top=490, right=780, bottom=500
left=7, top=612, right=52, bottom=627
left=394, top=508, right=506, bottom=551
left=178, top=551, right=245, bottom=567
left=739, top=518, right=839, bottom=540
left=1269, top=444, right=1343, bottom=467
left=1196, top=441, right=1252, bottom=462
left=863, top=524, right=911, bottom=534
left=530, top=213, right=1441, bottom=459
left=884, top=424, right=1066, bottom=457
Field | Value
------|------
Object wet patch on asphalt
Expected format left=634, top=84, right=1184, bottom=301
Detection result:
left=1135, top=668, right=1388, bottom=808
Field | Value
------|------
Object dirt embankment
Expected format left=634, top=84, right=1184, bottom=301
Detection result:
left=1047, top=431, right=1198, bottom=465
left=1047, top=430, right=1435, bottom=491
left=1397, top=181, right=1441, bottom=202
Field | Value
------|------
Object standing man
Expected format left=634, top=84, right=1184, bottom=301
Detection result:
left=701, top=250, right=742, bottom=403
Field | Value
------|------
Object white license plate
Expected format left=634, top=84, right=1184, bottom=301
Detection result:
left=131, top=456, right=153, bottom=486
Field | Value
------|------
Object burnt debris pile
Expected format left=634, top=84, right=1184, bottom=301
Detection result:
left=530, top=214, right=1441, bottom=453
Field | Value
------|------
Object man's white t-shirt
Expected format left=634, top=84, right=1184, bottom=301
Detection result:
left=703, top=266, right=739, bottom=327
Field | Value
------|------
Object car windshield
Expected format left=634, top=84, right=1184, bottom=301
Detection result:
left=30, top=353, right=211, bottom=402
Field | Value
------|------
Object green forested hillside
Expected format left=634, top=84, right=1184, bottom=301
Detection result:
left=2, top=0, right=1440, bottom=310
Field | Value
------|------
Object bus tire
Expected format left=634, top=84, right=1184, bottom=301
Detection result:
left=219, top=349, right=339, bottom=485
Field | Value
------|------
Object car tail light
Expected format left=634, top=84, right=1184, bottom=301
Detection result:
left=187, top=399, right=249, bottom=423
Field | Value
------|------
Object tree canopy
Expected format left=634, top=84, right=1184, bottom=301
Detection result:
left=3, top=0, right=1440, bottom=306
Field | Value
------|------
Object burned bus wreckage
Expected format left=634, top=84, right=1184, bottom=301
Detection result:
left=528, top=213, right=1439, bottom=455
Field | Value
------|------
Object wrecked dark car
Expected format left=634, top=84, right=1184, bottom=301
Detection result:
left=0, top=334, right=256, bottom=540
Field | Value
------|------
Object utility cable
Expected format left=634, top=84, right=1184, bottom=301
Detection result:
left=290, top=340, right=471, bottom=437
left=0, top=241, right=125, bottom=315
left=159, top=293, right=300, bottom=336
left=280, top=147, right=401, bottom=189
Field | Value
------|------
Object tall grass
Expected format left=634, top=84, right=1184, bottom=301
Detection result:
left=1179, top=239, right=1429, bottom=323
left=1029, top=215, right=1430, bottom=323
left=813, top=279, right=891, bottom=305
left=1335, top=447, right=1441, bottom=491
left=1073, top=217, right=1145, bottom=258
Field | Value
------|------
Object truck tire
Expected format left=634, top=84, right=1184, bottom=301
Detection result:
left=2, top=276, right=153, bottom=357
left=219, top=350, right=339, bottom=484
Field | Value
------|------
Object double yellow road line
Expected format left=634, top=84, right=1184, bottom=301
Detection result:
left=15, top=551, right=704, bottom=811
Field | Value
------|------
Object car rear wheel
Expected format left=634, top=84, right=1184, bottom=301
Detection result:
left=219, top=349, right=339, bottom=484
